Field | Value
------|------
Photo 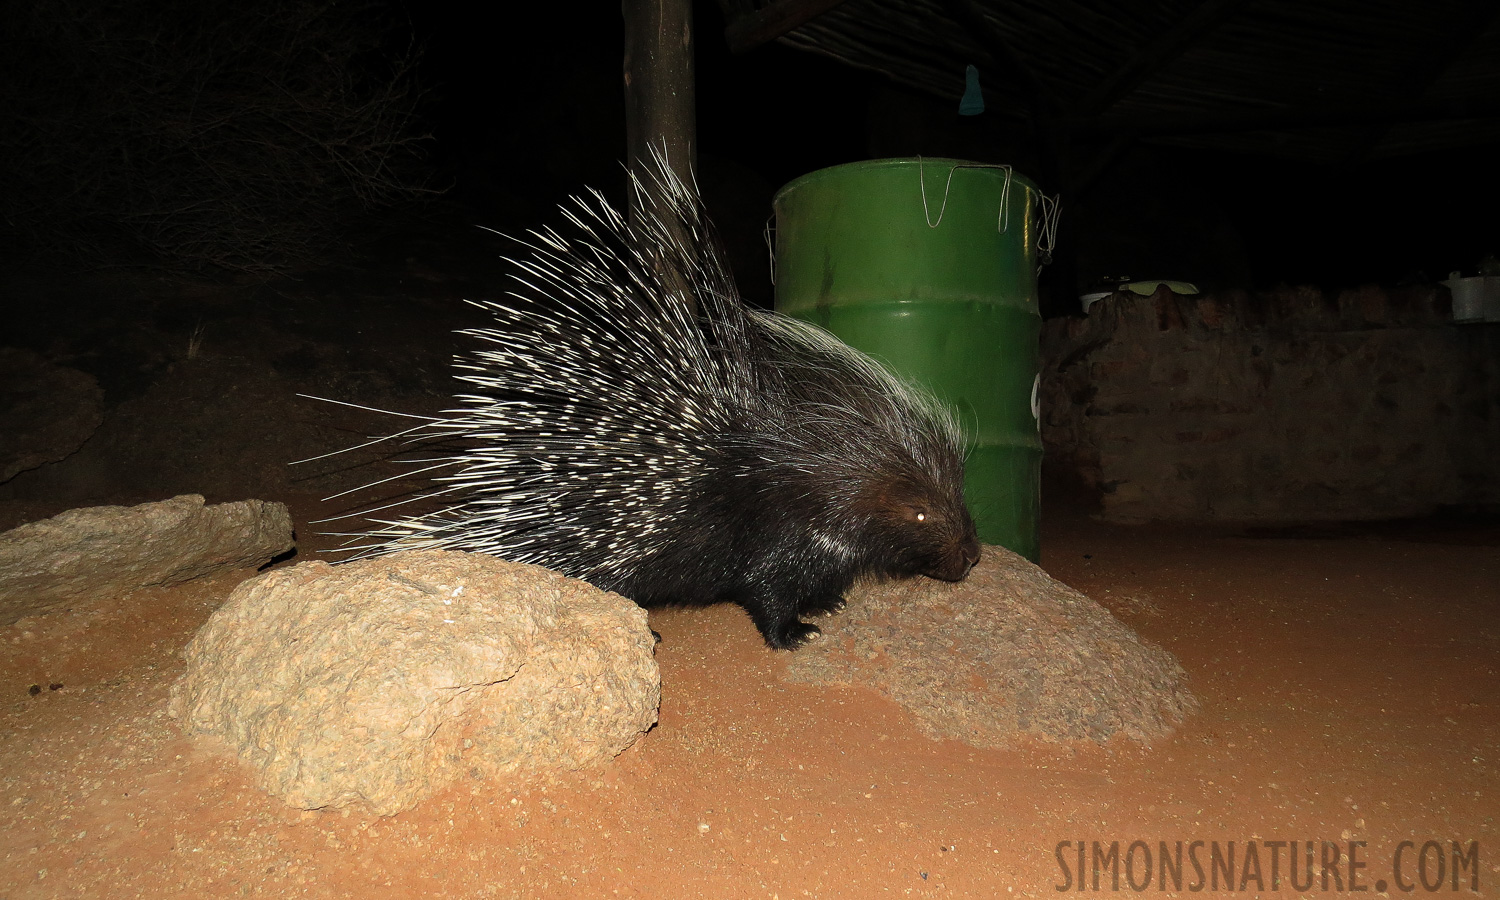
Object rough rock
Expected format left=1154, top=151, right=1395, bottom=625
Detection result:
left=784, top=545, right=1195, bottom=746
left=0, top=347, right=104, bottom=483
left=0, top=494, right=294, bottom=624
left=170, top=550, right=660, bottom=815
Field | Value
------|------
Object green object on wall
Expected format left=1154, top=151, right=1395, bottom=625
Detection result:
left=773, top=158, right=1045, bottom=561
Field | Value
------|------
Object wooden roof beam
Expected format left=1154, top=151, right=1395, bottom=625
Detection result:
left=1345, top=0, right=1500, bottom=162
left=724, top=0, right=853, bottom=54
left=1077, top=0, right=1254, bottom=119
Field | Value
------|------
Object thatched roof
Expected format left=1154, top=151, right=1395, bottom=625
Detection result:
left=717, top=0, right=1500, bottom=162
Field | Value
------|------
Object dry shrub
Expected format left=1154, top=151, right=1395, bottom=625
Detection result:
left=0, top=0, right=437, bottom=275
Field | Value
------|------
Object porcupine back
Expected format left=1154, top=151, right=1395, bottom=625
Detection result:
left=339, top=155, right=980, bottom=649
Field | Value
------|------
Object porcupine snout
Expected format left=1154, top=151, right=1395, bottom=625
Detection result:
left=943, top=530, right=982, bottom=581
left=875, top=483, right=981, bottom=584
left=926, top=510, right=981, bottom=582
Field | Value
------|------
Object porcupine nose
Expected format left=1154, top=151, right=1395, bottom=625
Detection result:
left=960, top=535, right=981, bottom=574
left=928, top=532, right=981, bottom=582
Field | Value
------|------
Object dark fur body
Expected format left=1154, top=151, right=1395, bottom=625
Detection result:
left=603, top=439, right=980, bottom=649
left=339, top=154, right=981, bottom=649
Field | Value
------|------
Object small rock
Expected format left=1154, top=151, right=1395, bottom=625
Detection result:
left=784, top=545, right=1195, bottom=746
left=0, top=494, right=294, bottom=624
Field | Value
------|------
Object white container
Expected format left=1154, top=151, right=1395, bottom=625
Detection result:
left=1079, top=291, right=1111, bottom=313
left=1442, top=275, right=1500, bottom=323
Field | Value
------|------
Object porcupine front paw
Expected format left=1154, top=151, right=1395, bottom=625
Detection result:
left=766, top=619, right=822, bottom=650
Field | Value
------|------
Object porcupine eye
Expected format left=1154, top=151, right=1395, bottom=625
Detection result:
left=897, top=501, right=944, bottom=544
left=893, top=495, right=939, bottom=531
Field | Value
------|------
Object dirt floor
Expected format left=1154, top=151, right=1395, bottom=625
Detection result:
left=2, top=504, right=1494, bottom=898
left=1, top=245, right=1496, bottom=898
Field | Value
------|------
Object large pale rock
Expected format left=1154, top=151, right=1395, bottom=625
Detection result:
left=170, top=550, right=660, bottom=815
left=0, top=494, right=293, bottom=624
left=784, top=545, right=1195, bottom=746
left=0, top=347, right=104, bottom=484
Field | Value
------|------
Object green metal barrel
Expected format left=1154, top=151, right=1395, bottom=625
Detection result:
left=773, top=158, right=1044, bottom=560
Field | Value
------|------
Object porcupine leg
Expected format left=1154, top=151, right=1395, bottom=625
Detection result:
left=794, top=559, right=854, bottom=617
left=743, top=566, right=858, bottom=648
left=739, top=585, right=822, bottom=650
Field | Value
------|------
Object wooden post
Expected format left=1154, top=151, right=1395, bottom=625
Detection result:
left=622, top=0, right=696, bottom=191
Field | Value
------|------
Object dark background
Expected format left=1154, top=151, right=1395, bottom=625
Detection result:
left=1, top=0, right=1495, bottom=314
left=409, top=0, right=1499, bottom=307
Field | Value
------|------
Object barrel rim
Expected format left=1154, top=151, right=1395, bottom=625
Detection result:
left=773, top=157, right=1042, bottom=207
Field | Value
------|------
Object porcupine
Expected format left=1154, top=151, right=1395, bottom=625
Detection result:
left=334, top=154, right=981, bottom=649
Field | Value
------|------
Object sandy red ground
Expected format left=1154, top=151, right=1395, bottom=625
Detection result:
left=2, top=500, right=1494, bottom=899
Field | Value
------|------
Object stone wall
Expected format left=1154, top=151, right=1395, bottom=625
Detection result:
left=1040, top=285, right=1500, bottom=523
